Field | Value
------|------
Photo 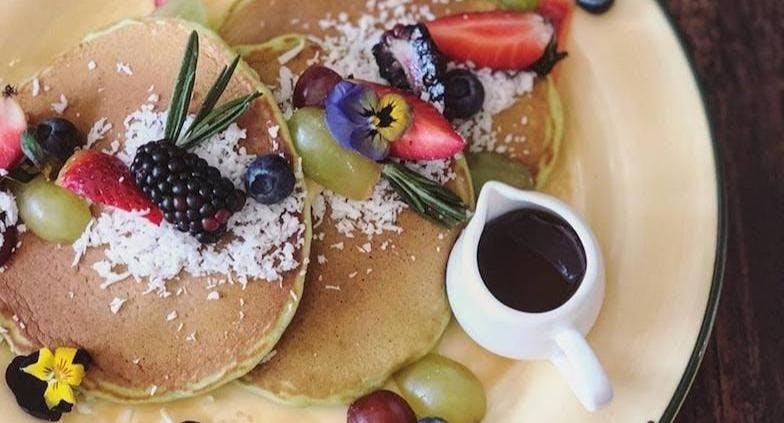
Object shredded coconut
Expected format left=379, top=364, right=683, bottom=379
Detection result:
left=31, top=78, right=40, bottom=97
left=86, top=117, right=112, bottom=148
left=116, top=62, right=133, bottom=76
left=109, top=297, right=126, bottom=314
left=51, top=94, right=68, bottom=114
left=87, top=61, right=97, bottom=71
left=166, top=311, right=178, bottom=321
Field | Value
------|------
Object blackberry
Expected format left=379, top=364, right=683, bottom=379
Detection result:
left=372, top=24, right=446, bottom=105
left=130, top=140, right=246, bottom=244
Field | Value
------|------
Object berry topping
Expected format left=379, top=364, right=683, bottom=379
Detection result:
left=293, top=65, right=343, bottom=109
left=496, top=0, right=541, bottom=11
left=347, top=390, right=417, bottom=423
left=0, top=85, right=27, bottom=171
left=244, top=154, right=296, bottom=205
left=130, top=140, right=246, bottom=243
left=35, top=118, right=81, bottom=162
left=372, top=24, right=446, bottom=105
left=0, top=224, right=16, bottom=267
left=577, top=0, right=613, bottom=14
left=58, top=150, right=163, bottom=224
left=418, top=419, right=448, bottom=423
left=325, top=80, right=412, bottom=161
left=425, top=11, right=557, bottom=71
left=362, top=82, right=465, bottom=161
left=537, top=0, right=573, bottom=40
left=443, top=69, right=485, bottom=120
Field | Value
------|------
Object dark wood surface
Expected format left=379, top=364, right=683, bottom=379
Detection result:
left=661, top=1, right=784, bottom=422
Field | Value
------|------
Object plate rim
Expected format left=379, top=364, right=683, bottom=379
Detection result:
left=652, top=2, right=728, bottom=422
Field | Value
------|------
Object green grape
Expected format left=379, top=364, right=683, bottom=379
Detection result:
left=496, top=0, right=541, bottom=11
left=394, top=354, right=487, bottom=423
left=466, top=152, right=534, bottom=194
left=289, top=107, right=381, bottom=200
left=13, top=176, right=91, bottom=244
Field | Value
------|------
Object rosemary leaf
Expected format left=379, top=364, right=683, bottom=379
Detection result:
left=182, top=55, right=240, bottom=141
left=381, top=162, right=472, bottom=228
left=178, top=91, right=261, bottom=150
left=165, top=31, right=199, bottom=142
left=20, top=130, right=46, bottom=169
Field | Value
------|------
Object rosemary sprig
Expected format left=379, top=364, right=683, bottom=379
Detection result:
left=381, top=161, right=472, bottom=228
left=165, top=31, right=199, bottom=142
left=164, top=31, right=260, bottom=150
left=181, top=54, right=240, bottom=141
left=178, top=91, right=261, bottom=150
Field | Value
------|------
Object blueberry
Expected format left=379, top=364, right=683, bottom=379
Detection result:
left=244, top=154, right=296, bottom=205
left=418, top=418, right=448, bottom=423
left=577, top=0, right=614, bottom=14
left=443, top=69, right=485, bottom=120
left=35, top=117, right=81, bottom=161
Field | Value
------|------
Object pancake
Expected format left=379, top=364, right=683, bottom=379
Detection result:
left=221, top=0, right=563, bottom=189
left=219, top=1, right=480, bottom=405
left=0, top=18, right=311, bottom=403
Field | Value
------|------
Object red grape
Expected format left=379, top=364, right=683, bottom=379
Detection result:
left=347, top=390, right=417, bottom=423
left=293, top=65, right=343, bottom=109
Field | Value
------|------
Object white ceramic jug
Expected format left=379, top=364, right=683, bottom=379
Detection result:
left=446, top=182, right=613, bottom=411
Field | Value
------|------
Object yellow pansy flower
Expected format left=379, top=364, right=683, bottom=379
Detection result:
left=22, top=347, right=86, bottom=409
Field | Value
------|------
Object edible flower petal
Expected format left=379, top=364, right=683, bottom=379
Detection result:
left=325, top=81, right=412, bottom=161
left=6, top=346, right=91, bottom=421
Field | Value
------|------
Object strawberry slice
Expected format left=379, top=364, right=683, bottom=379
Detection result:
left=154, top=0, right=167, bottom=7
left=362, top=82, right=465, bottom=161
left=537, top=0, right=573, bottom=41
left=57, top=150, right=163, bottom=224
left=0, top=90, right=27, bottom=171
left=425, top=11, right=555, bottom=70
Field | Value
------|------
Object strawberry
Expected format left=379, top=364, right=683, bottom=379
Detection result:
left=362, top=82, right=465, bottom=161
left=425, top=11, right=555, bottom=71
left=537, top=0, right=573, bottom=41
left=154, top=0, right=167, bottom=7
left=57, top=150, right=163, bottom=224
left=0, top=87, right=27, bottom=171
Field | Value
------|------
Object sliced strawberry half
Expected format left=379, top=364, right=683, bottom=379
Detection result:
left=425, top=11, right=555, bottom=71
left=361, top=82, right=465, bottom=161
left=57, top=150, right=163, bottom=224
left=154, top=0, right=167, bottom=7
left=0, top=90, right=27, bottom=171
left=537, top=0, right=574, bottom=41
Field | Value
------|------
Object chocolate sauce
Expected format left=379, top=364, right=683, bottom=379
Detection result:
left=477, top=209, right=586, bottom=313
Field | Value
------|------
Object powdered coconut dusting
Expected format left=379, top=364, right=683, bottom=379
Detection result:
left=73, top=100, right=306, bottom=296
left=0, top=190, right=18, bottom=254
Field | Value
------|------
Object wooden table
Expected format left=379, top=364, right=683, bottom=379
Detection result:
left=662, top=1, right=784, bottom=422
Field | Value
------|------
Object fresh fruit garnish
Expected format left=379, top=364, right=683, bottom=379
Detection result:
left=131, top=140, right=246, bottom=242
left=57, top=150, right=163, bottom=224
left=372, top=24, right=446, bottom=105
left=418, top=418, right=448, bottom=423
left=347, top=390, right=417, bottom=423
left=443, top=69, right=485, bottom=120
left=12, top=175, right=91, bottom=244
left=130, top=31, right=257, bottom=244
left=244, top=154, right=296, bottom=205
left=536, top=0, right=573, bottom=40
left=289, top=107, right=381, bottom=201
left=293, top=65, right=343, bottom=109
left=0, top=189, right=18, bottom=267
left=425, top=11, right=557, bottom=71
left=466, top=151, right=534, bottom=193
left=325, top=80, right=412, bottom=161
left=496, top=0, right=540, bottom=11
left=394, top=354, right=487, bottom=423
left=35, top=118, right=81, bottom=162
left=0, top=86, right=27, bottom=171
left=577, top=0, right=613, bottom=15
left=0, top=224, right=17, bottom=267
left=364, top=82, right=465, bottom=161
